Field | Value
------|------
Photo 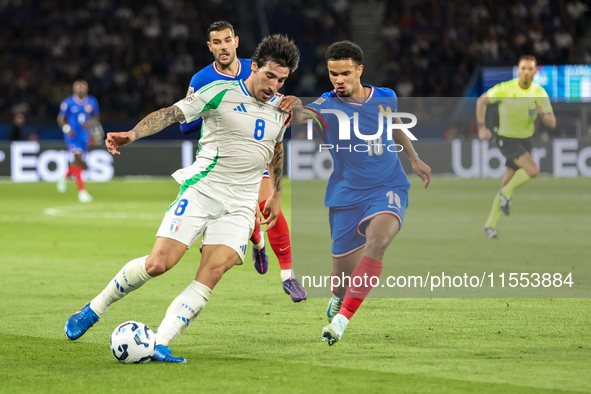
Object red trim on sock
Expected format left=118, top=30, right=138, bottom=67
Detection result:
left=260, top=200, right=292, bottom=270
left=250, top=220, right=262, bottom=245
left=339, top=256, right=383, bottom=320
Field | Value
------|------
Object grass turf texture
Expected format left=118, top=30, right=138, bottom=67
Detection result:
left=0, top=176, right=589, bottom=393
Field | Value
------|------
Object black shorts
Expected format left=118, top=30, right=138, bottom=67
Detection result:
left=496, top=135, right=532, bottom=170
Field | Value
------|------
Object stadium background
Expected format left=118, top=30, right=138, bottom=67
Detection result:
left=1, top=0, right=590, bottom=141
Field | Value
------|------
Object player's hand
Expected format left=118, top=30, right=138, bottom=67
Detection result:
left=278, top=95, right=294, bottom=113
left=105, top=131, right=136, bottom=155
left=478, top=126, right=492, bottom=140
left=411, top=158, right=431, bottom=189
left=261, top=194, right=281, bottom=230
left=254, top=202, right=262, bottom=228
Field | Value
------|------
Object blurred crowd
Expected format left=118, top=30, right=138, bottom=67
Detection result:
left=0, top=0, right=589, bottom=127
left=381, top=0, right=588, bottom=97
left=0, top=0, right=350, bottom=125
left=0, top=0, right=238, bottom=123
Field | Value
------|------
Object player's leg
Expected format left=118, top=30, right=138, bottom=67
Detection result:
left=65, top=187, right=211, bottom=341
left=324, top=190, right=408, bottom=346
left=258, top=172, right=301, bottom=300
left=324, top=206, right=365, bottom=323
left=152, top=208, right=250, bottom=362
left=338, top=214, right=399, bottom=315
left=327, top=248, right=365, bottom=322
left=251, top=175, right=270, bottom=274
left=151, top=244, right=238, bottom=363
left=71, top=149, right=92, bottom=202
left=323, top=215, right=400, bottom=346
left=58, top=140, right=75, bottom=193
left=65, top=237, right=187, bottom=340
left=502, top=152, right=539, bottom=198
left=500, top=138, right=535, bottom=214
left=484, top=165, right=514, bottom=238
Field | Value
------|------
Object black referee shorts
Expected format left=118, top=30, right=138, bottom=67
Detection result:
left=496, top=135, right=533, bottom=170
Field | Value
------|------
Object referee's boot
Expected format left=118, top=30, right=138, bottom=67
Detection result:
left=499, top=190, right=511, bottom=216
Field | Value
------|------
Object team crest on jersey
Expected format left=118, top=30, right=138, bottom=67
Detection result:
left=184, top=94, right=196, bottom=102
left=186, top=86, right=194, bottom=97
left=312, top=97, right=326, bottom=105
left=170, top=218, right=182, bottom=232
left=85, top=104, right=93, bottom=113
left=72, top=107, right=79, bottom=113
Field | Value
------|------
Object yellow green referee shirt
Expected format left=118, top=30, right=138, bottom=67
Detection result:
left=486, top=78, right=553, bottom=139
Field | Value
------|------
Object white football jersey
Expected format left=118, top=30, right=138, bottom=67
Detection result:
left=173, top=79, right=289, bottom=200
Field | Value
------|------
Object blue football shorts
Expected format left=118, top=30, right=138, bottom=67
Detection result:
left=65, top=130, right=90, bottom=156
left=328, top=187, right=409, bottom=258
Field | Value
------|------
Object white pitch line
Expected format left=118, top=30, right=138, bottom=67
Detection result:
left=44, top=203, right=162, bottom=220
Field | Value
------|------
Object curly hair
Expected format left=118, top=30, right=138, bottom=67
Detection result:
left=325, top=41, right=364, bottom=65
left=251, top=34, right=300, bottom=72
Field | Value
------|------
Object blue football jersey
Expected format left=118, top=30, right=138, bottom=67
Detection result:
left=180, top=58, right=252, bottom=135
left=59, top=95, right=99, bottom=135
left=305, top=86, right=410, bottom=208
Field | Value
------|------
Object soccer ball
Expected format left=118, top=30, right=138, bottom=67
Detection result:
left=110, top=321, right=156, bottom=364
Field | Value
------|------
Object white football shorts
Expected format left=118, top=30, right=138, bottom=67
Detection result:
left=155, top=184, right=256, bottom=263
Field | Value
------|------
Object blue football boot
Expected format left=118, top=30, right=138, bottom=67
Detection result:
left=64, top=303, right=99, bottom=340
left=151, top=344, right=186, bottom=363
left=253, top=245, right=269, bottom=274
left=283, top=278, right=307, bottom=302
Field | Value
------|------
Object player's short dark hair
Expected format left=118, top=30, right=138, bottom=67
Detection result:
left=325, top=41, right=364, bottom=65
left=251, top=34, right=300, bottom=72
left=518, top=55, right=537, bottom=67
left=207, top=21, right=235, bottom=40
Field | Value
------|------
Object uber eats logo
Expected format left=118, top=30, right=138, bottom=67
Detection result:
left=4, top=142, right=114, bottom=182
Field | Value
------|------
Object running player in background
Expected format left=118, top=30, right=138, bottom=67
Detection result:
left=477, top=55, right=556, bottom=239
left=64, top=35, right=300, bottom=362
left=293, top=41, right=431, bottom=345
left=181, top=21, right=305, bottom=302
left=57, top=80, right=100, bottom=203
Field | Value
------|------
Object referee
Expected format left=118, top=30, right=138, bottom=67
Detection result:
left=476, top=55, right=556, bottom=239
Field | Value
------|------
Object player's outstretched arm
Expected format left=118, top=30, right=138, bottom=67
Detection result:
left=106, top=105, right=185, bottom=155
left=393, top=117, right=431, bottom=189
left=476, top=93, right=492, bottom=140
left=262, top=142, right=284, bottom=230
left=289, top=96, right=314, bottom=125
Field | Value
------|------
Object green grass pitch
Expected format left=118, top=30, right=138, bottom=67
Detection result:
left=0, top=176, right=589, bottom=393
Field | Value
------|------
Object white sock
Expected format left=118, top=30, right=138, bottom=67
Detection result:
left=253, top=230, right=265, bottom=250
left=280, top=269, right=292, bottom=282
left=154, top=281, right=211, bottom=347
left=89, top=256, right=152, bottom=317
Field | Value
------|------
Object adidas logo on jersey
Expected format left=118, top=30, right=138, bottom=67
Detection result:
left=233, top=104, right=247, bottom=112
left=240, top=245, right=247, bottom=254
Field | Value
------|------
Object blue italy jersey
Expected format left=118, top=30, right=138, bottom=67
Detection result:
left=180, top=58, right=252, bottom=135
left=306, top=86, right=410, bottom=208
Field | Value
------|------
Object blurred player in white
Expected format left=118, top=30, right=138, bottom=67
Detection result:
left=57, top=80, right=100, bottom=203
left=64, top=35, right=300, bottom=363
